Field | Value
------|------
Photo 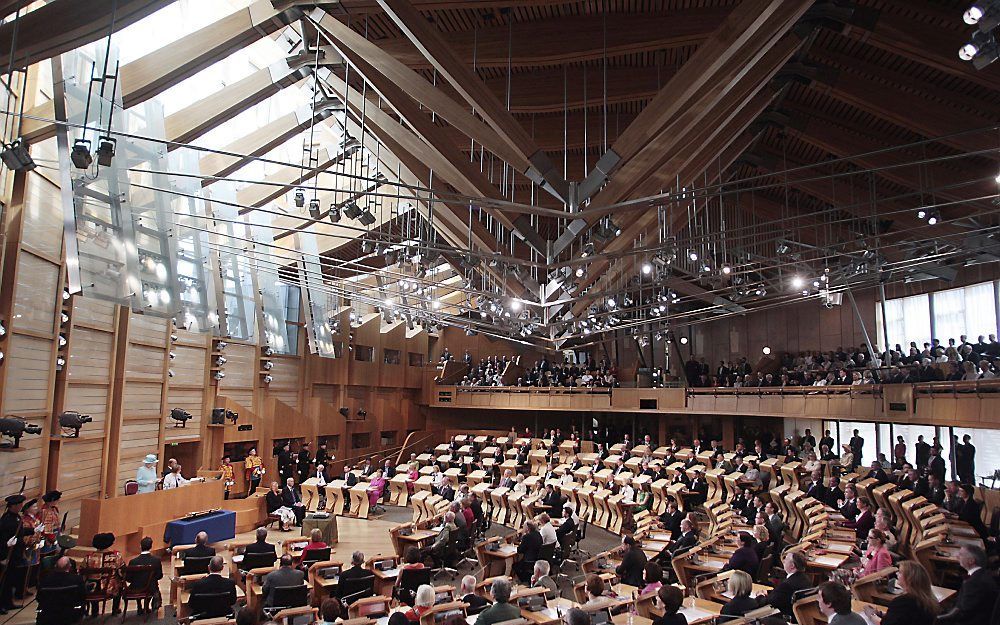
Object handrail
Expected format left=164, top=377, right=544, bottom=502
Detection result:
left=686, top=378, right=1000, bottom=396
left=445, top=385, right=613, bottom=395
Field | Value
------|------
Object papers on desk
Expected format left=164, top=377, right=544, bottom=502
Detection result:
left=813, top=555, right=846, bottom=567
left=496, top=545, right=518, bottom=556
left=380, top=568, right=400, bottom=577
left=232, top=554, right=244, bottom=563
left=696, top=559, right=725, bottom=570
left=679, top=606, right=718, bottom=624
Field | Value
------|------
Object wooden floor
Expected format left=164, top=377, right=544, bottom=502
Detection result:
left=0, top=516, right=399, bottom=625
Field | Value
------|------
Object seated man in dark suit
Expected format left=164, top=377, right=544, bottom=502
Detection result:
left=182, top=532, right=216, bottom=559
left=459, top=574, right=489, bottom=613
left=338, top=551, right=371, bottom=584
left=188, top=556, right=238, bottom=619
left=261, top=555, right=306, bottom=607
left=37, top=556, right=85, bottom=625
left=758, top=552, right=811, bottom=616
left=281, top=478, right=307, bottom=526
left=659, top=500, right=684, bottom=539
left=126, top=537, right=163, bottom=615
left=667, top=518, right=698, bottom=559
left=937, top=545, right=996, bottom=625
left=555, top=506, right=577, bottom=555
left=244, top=527, right=277, bottom=558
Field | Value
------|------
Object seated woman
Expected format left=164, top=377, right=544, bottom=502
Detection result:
left=582, top=574, right=610, bottom=607
left=862, top=561, right=938, bottom=625
left=367, top=469, right=388, bottom=510
left=720, top=570, right=757, bottom=617
left=801, top=451, right=821, bottom=473
left=640, top=561, right=663, bottom=596
left=859, top=529, right=892, bottom=576
left=405, top=462, right=419, bottom=495
left=653, top=585, right=687, bottom=625
left=635, top=482, right=653, bottom=514
left=743, top=460, right=763, bottom=489
left=403, top=584, right=436, bottom=622
left=299, top=528, right=328, bottom=566
left=265, top=481, right=296, bottom=531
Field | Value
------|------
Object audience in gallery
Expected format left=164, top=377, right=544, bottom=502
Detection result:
left=446, top=350, right=620, bottom=388
left=686, top=333, right=1000, bottom=388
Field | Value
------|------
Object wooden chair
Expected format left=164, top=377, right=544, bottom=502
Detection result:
left=80, top=566, right=120, bottom=616
left=120, top=564, right=158, bottom=620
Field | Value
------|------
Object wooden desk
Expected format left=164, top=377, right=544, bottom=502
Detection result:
left=301, top=477, right=325, bottom=512
left=480, top=542, right=519, bottom=578
left=325, top=480, right=346, bottom=515
left=389, top=475, right=410, bottom=507
left=80, top=480, right=226, bottom=553
left=350, top=483, right=371, bottom=519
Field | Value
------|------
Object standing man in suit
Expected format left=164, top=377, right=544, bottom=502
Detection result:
left=261, top=555, right=306, bottom=607
left=188, top=557, right=237, bottom=618
left=937, top=545, right=996, bottom=625
left=297, top=442, right=313, bottom=484
left=659, top=500, right=684, bottom=539
left=282, top=477, right=306, bottom=526
left=849, top=430, right=864, bottom=469
left=277, top=442, right=295, bottom=485
left=915, top=435, right=931, bottom=470
left=759, top=552, right=812, bottom=616
left=126, top=537, right=163, bottom=615
left=958, top=435, right=976, bottom=485
left=929, top=447, right=947, bottom=482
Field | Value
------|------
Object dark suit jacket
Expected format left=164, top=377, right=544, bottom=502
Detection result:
left=929, top=456, right=946, bottom=481
left=265, top=490, right=284, bottom=513
left=725, top=546, right=759, bottom=576
left=959, top=499, right=989, bottom=539
left=670, top=531, right=697, bottom=556
left=189, top=573, right=237, bottom=613
left=615, top=547, right=647, bottom=587
left=439, top=485, right=456, bottom=501
left=244, top=540, right=277, bottom=558
left=127, top=553, right=163, bottom=584
left=881, top=594, right=936, bottom=625
left=339, top=565, right=371, bottom=584
left=282, top=486, right=301, bottom=507
left=938, top=568, right=998, bottom=625
left=517, top=530, right=542, bottom=563
left=760, top=571, right=811, bottom=615
left=38, top=569, right=86, bottom=623
left=556, top=517, right=576, bottom=542
left=183, top=544, right=216, bottom=559
left=261, top=566, right=306, bottom=606
left=721, top=595, right=759, bottom=618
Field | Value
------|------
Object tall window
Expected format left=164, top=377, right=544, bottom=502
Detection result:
left=877, top=294, right=931, bottom=351
left=932, top=282, right=997, bottom=343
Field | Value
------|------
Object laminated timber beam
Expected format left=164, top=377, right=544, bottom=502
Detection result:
left=19, top=0, right=296, bottom=141
left=374, top=0, right=569, bottom=202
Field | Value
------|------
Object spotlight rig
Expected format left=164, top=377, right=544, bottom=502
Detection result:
left=58, top=411, right=92, bottom=438
left=211, top=408, right=239, bottom=425
left=169, top=408, right=193, bottom=428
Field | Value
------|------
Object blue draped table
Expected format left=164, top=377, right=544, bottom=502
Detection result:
left=163, top=510, right=236, bottom=546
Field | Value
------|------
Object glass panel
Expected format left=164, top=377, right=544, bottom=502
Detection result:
left=205, top=183, right=255, bottom=341
left=298, top=231, right=339, bottom=357
left=836, top=421, right=877, bottom=468
left=933, top=282, right=997, bottom=347
left=891, top=424, right=936, bottom=469
left=952, top=427, right=1000, bottom=484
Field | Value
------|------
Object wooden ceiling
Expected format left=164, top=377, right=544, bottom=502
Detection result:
left=9, top=0, right=1000, bottom=339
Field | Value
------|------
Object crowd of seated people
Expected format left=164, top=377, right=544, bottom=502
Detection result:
left=688, top=334, right=1000, bottom=388
left=454, top=353, right=619, bottom=388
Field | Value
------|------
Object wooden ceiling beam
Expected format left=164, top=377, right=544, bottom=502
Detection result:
left=810, top=70, right=998, bottom=157
left=375, top=0, right=568, bottom=201
left=782, top=99, right=999, bottom=215
left=20, top=2, right=297, bottom=143
left=842, top=2, right=1000, bottom=92
left=327, top=41, right=548, bottom=254
left=367, top=9, right=725, bottom=69
left=199, top=105, right=323, bottom=183
left=0, top=0, right=173, bottom=71
left=164, top=63, right=308, bottom=147
left=313, top=11, right=530, bottom=172
left=120, top=0, right=297, bottom=108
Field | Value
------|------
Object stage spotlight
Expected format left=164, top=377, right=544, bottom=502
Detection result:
left=169, top=408, right=193, bottom=428
left=0, top=417, right=42, bottom=448
left=338, top=406, right=349, bottom=417
left=261, top=360, right=273, bottom=371
left=679, top=336, right=689, bottom=345
left=581, top=242, right=595, bottom=258
left=964, top=1, right=1000, bottom=30
left=95, top=137, right=116, bottom=167
left=917, top=209, right=927, bottom=219
left=343, top=201, right=362, bottom=220
left=308, top=198, right=321, bottom=220
left=959, top=30, right=999, bottom=69
left=213, top=371, right=225, bottom=381
left=358, top=209, right=377, bottom=226
left=294, top=189, right=305, bottom=208
left=687, top=249, right=699, bottom=262
left=59, top=411, right=92, bottom=437
left=791, top=276, right=805, bottom=290
left=211, top=408, right=238, bottom=425
left=762, top=346, right=772, bottom=355
left=641, top=262, right=652, bottom=275
left=216, top=341, right=228, bottom=350
left=70, top=139, right=93, bottom=169
left=329, top=206, right=341, bottom=223
left=0, top=139, right=35, bottom=171
left=263, top=374, right=273, bottom=384
left=721, top=265, right=732, bottom=275
left=215, top=356, right=227, bottom=366
left=510, top=300, right=522, bottom=312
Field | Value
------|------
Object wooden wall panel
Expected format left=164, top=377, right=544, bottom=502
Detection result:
left=170, top=345, right=206, bottom=385
left=56, top=439, right=103, bottom=502
left=0, top=430, right=45, bottom=502
left=121, top=382, right=163, bottom=418
left=66, top=328, right=114, bottom=381
left=218, top=343, right=255, bottom=389
left=71, top=298, right=117, bottom=331
left=12, top=252, right=58, bottom=333
left=64, top=383, right=109, bottom=430
left=266, top=356, right=299, bottom=388
left=3, top=333, right=54, bottom=413
left=129, top=315, right=169, bottom=345
left=126, top=344, right=166, bottom=379
left=268, top=389, right=299, bottom=409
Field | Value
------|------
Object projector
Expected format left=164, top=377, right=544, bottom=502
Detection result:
left=0, top=417, right=43, bottom=448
